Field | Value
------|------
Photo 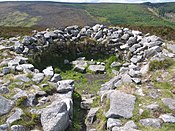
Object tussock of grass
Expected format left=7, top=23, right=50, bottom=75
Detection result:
left=149, top=58, right=174, bottom=71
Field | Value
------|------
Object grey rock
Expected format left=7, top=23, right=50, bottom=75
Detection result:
left=0, top=95, right=14, bottom=116
left=41, top=102, right=69, bottom=131
left=139, top=118, right=162, bottom=128
left=86, top=107, right=100, bottom=125
left=57, top=80, right=74, bottom=93
left=105, top=91, right=136, bottom=119
left=124, top=120, right=137, bottom=129
left=2, top=67, right=10, bottom=75
left=81, top=98, right=93, bottom=110
left=10, top=125, right=26, bottom=131
left=74, top=65, right=86, bottom=73
left=50, top=74, right=61, bottom=83
left=43, top=66, right=54, bottom=78
left=162, top=98, right=175, bottom=110
left=0, top=86, right=9, bottom=94
left=18, top=64, right=34, bottom=71
left=88, top=65, right=105, bottom=73
left=144, top=46, right=161, bottom=58
left=32, top=73, right=45, bottom=84
left=127, top=37, right=137, bottom=46
left=6, top=108, right=23, bottom=125
left=132, top=78, right=141, bottom=84
left=145, top=103, right=159, bottom=111
left=121, top=34, right=130, bottom=41
left=159, top=114, right=175, bottom=123
left=167, top=44, right=175, bottom=53
left=110, top=62, right=121, bottom=68
left=12, top=90, right=27, bottom=100
left=94, top=30, right=103, bottom=40
left=15, top=75, right=31, bottom=82
left=130, top=55, right=142, bottom=64
left=0, top=124, right=8, bottom=131
left=112, top=126, right=139, bottom=131
left=121, top=73, right=132, bottom=84
left=107, top=118, right=122, bottom=131
left=100, top=75, right=121, bottom=91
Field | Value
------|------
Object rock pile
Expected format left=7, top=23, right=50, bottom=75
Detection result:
left=0, top=24, right=175, bottom=131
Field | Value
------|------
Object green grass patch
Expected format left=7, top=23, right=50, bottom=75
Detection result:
left=149, top=58, right=174, bottom=71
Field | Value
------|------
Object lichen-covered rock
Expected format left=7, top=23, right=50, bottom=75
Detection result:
left=105, top=90, right=136, bottom=119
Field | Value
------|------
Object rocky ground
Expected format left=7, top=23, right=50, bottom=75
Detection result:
left=0, top=24, right=175, bottom=131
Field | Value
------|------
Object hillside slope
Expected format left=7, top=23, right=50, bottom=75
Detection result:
left=0, top=2, right=175, bottom=28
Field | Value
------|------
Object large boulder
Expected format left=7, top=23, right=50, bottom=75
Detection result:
left=105, top=91, right=136, bottom=119
left=0, top=95, right=14, bottom=116
left=41, top=102, right=69, bottom=131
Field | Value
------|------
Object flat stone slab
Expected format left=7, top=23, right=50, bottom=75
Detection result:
left=88, top=65, right=105, bottom=73
left=105, top=90, right=136, bottom=119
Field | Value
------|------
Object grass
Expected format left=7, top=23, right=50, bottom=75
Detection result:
left=68, top=91, right=87, bottom=131
left=149, top=58, right=175, bottom=71
left=0, top=11, right=40, bottom=27
left=11, top=109, right=41, bottom=129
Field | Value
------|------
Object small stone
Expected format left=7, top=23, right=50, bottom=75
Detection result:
left=32, top=73, right=45, bottom=84
left=139, top=118, right=162, bottom=128
left=159, top=114, right=175, bottom=123
left=86, top=107, right=100, bottom=125
left=43, top=66, right=54, bottom=78
left=88, top=65, right=105, bottom=73
left=162, top=98, right=175, bottom=110
left=50, top=74, right=61, bottom=83
left=107, top=118, right=122, bottom=130
left=0, top=124, right=8, bottom=131
left=11, top=125, right=26, bottom=131
left=2, top=67, right=10, bottom=75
